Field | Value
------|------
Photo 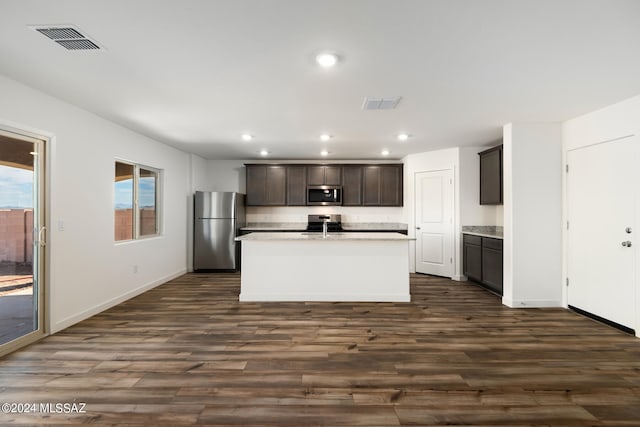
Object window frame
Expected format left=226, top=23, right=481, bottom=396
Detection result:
left=114, top=159, right=162, bottom=242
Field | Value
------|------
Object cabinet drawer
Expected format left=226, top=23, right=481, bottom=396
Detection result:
left=482, top=237, right=503, bottom=250
left=463, top=234, right=482, bottom=246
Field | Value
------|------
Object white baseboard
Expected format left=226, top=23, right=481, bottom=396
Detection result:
left=52, top=269, right=187, bottom=333
left=239, top=292, right=411, bottom=303
left=502, top=297, right=562, bottom=308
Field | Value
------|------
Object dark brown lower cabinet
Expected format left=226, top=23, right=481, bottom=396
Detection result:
left=463, top=235, right=482, bottom=282
left=481, top=238, right=503, bottom=294
left=463, top=234, right=503, bottom=296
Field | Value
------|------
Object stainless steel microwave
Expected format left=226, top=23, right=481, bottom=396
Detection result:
left=307, top=185, right=342, bottom=206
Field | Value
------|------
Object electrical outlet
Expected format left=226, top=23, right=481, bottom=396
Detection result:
left=133, top=265, right=139, bottom=274
left=57, top=220, right=64, bottom=231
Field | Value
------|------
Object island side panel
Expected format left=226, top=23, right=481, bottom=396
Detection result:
left=239, top=240, right=410, bottom=302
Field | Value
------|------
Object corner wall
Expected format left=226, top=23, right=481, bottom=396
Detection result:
left=404, top=147, right=498, bottom=279
left=503, top=123, right=563, bottom=308
left=0, top=74, right=189, bottom=333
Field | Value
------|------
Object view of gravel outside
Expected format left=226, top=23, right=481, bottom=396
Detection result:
left=0, top=261, right=34, bottom=345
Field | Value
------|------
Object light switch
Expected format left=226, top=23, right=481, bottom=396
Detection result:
left=57, top=220, right=64, bottom=231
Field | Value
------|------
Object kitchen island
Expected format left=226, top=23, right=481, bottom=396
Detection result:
left=235, top=232, right=412, bottom=302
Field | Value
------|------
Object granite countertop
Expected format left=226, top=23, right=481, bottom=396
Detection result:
left=342, top=223, right=408, bottom=231
left=241, top=222, right=408, bottom=231
left=462, top=225, right=503, bottom=239
left=236, top=232, right=414, bottom=241
left=241, top=222, right=306, bottom=231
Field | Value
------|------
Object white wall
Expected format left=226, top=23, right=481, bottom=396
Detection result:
left=562, top=94, right=640, bottom=334
left=503, top=123, right=563, bottom=308
left=495, top=206, right=504, bottom=226
left=204, top=160, right=247, bottom=193
left=404, top=147, right=498, bottom=279
left=563, top=95, right=640, bottom=151
left=186, top=153, right=208, bottom=271
left=0, top=74, right=189, bottom=333
left=190, top=154, right=209, bottom=191
left=404, top=148, right=458, bottom=275
left=458, top=147, right=499, bottom=227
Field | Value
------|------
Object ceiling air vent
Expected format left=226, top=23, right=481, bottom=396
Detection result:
left=30, top=25, right=101, bottom=50
left=362, top=96, right=402, bottom=111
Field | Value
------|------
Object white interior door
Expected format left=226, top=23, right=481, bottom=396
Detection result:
left=415, top=169, right=454, bottom=277
left=567, top=136, right=637, bottom=331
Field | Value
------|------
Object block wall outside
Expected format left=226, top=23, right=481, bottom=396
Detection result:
left=114, top=208, right=156, bottom=241
left=1, top=208, right=157, bottom=260
left=0, top=209, right=33, bottom=263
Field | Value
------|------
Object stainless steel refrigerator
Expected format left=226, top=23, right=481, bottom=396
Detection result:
left=194, top=191, right=245, bottom=271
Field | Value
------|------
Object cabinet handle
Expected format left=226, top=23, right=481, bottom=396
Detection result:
left=416, top=226, right=421, bottom=230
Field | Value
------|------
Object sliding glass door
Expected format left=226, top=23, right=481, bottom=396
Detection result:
left=0, top=127, right=46, bottom=354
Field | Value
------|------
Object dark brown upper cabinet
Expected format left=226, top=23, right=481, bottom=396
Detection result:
left=307, top=166, right=342, bottom=186
left=286, top=166, right=306, bottom=206
left=245, top=165, right=286, bottom=206
left=479, top=145, right=503, bottom=205
left=363, top=164, right=403, bottom=206
left=245, top=163, right=402, bottom=207
left=342, top=166, right=363, bottom=206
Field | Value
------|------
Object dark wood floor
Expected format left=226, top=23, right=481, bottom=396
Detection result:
left=1, top=273, right=639, bottom=426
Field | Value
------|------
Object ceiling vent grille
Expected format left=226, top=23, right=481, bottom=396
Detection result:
left=56, top=39, right=100, bottom=50
left=30, top=25, right=101, bottom=51
left=362, top=96, right=402, bottom=110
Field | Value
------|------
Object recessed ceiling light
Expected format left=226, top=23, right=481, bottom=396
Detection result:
left=316, top=52, right=338, bottom=68
left=320, top=150, right=329, bottom=156
left=241, top=133, right=253, bottom=141
left=381, top=149, right=390, bottom=156
left=397, top=133, right=410, bottom=141
left=259, top=150, right=269, bottom=156
left=320, top=134, right=332, bottom=141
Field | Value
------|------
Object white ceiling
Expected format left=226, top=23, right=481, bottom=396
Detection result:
left=1, top=0, right=639, bottom=160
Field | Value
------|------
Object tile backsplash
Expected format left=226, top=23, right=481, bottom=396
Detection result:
left=246, top=206, right=406, bottom=224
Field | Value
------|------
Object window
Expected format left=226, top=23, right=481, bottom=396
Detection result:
left=114, top=161, right=161, bottom=241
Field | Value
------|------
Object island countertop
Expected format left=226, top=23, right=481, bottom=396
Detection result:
left=240, top=222, right=408, bottom=232
left=236, top=232, right=414, bottom=241
left=238, top=231, right=411, bottom=302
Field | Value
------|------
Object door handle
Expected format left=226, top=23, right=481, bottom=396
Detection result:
left=626, top=227, right=632, bottom=234
left=416, top=226, right=421, bottom=230
left=38, top=226, right=47, bottom=247
left=622, top=240, right=632, bottom=247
